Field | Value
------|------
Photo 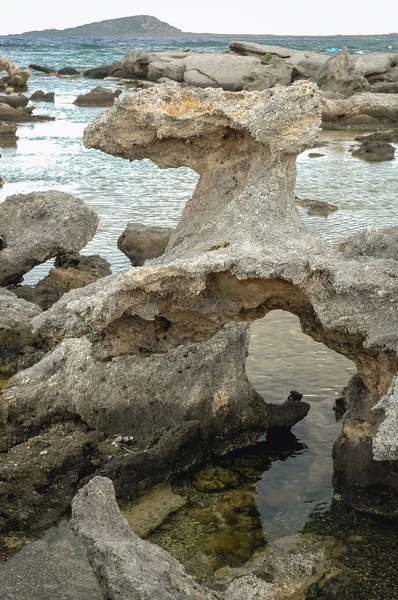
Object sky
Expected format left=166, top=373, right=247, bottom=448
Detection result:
left=1, top=1, right=398, bottom=36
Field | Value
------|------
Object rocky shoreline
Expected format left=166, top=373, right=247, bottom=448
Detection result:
left=0, top=44, right=398, bottom=599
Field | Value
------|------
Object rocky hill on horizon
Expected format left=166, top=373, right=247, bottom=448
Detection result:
left=22, top=14, right=183, bottom=37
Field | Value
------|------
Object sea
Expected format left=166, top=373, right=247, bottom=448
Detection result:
left=0, top=34, right=397, bottom=599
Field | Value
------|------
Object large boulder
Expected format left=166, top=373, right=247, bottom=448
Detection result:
left=182, top=53, right=262, bottom=90
left=74, top=86, right=122, bottom=106
left=11, top=252, right=112, bottom=310
left=117, top=223, right=174, bottom=265
left=322, top=92, right=398, bottom=129
left=351, top=139, right=395, bottom=161
left=29, top=90, right=55, bottom=102
left=0, top=191, right=99, bottom=285
left=313, top=48, right=370, bottom=97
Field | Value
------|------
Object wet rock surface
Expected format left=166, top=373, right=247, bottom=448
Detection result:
left=71, top=476, right=218, bottom=600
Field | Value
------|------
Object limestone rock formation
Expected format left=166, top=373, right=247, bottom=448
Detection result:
left=0, top=57, right=30, bottom=90
left=1, top=323, right=308, bottom=450
left=73, top=86, right=122, bottom=106
left=313, top=49, right=370, bottom=97
left=336, top=227, right=398, bottom=260
left=24, top=81, right=398, bottom=517
left=11, top=252, right=112, bottom=310
left=0, top=289, right=42, bottom=370
left=118, top=223, right=175, bottom=265
left=71, top=477, right=327, bottom=600
left=322, top=92, right=398, bottom=129
left=0, top=191, right=99, bottom=285
left=71, top=476, right=218, bottom=600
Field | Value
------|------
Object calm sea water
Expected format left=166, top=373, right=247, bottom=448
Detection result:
left=0, top=34, right=396, bottom=598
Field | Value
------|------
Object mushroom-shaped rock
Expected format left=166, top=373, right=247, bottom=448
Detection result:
left=0, top=191, right=99, bottom=285
left=71, top=477, right=218, bottom=600
left=117, top=223, right=175, bottom=266
left=21, top=82, right=398, bottom=517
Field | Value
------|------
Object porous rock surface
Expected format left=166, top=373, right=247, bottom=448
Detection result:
left=71, top=477, right=327, bottom=600
left=71, top=476, right=218, bottom=600
left=336, top=226, right=398, bottom=260
left=0, top=191, right=99, bottom=285
left=24, top=81, right=398, bottom=517
left=118, top=222, right=175, bottom=265
left=322, top=92, right=398, bottom=129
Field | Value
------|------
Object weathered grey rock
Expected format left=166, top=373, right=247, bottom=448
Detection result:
left=0, top=191, right=98, bottom=285
left=238, top=58, right=293, bottom=91
left=147, top=58, right=186, bottom=83
left=0, top=289, right=41, bottom=367
left=354, top=52, right=398, bottom=77
left=218, top=535, right=327, bottom=599
left=29, top=90, right=55, bottom=102
left=336, top=227, right=398, bottom=260
left=27, top=81, right=397, bottom=517
left=229, top=41, right=300, bottom=59
left=71, top=477, right=218, bottom=600
left=2, top=323, right=307, bottom=444
left=12, top=252, right=112, bottom=310
left=373, top=375, right=398, bottom=461
left=371, top=81, right=398, bottom=93
left=314, top=49, right=370, bottom=97
left=352, top=139, right=395, bottom=161
left=322, top=92, right=398, bottom=129
left=0, top=94, right=28, bottom=108
left=117, top=223, right=175, bottom=265
left=0, top=57, right=30, bottom=90
left=74, top=86, right=122, bottom=106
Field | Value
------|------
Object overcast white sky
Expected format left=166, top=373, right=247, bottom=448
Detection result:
left=2, top=1, right=398, bottom=36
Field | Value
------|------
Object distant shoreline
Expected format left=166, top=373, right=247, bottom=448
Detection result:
left=6, top=32, right=398, bottom=39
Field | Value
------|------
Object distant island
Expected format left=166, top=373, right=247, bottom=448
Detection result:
left=22, top=15, right=183, bottom=37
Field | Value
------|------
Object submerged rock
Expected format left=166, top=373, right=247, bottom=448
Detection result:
left=295, top=196, right=338, bottom=216
left=0, top=121, right=18, bottom=147
left=71, top=477, right=327, bottom=600
left=0, top=191, right=99, bottom=285
left=71, top=476, right=218, bottom=600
